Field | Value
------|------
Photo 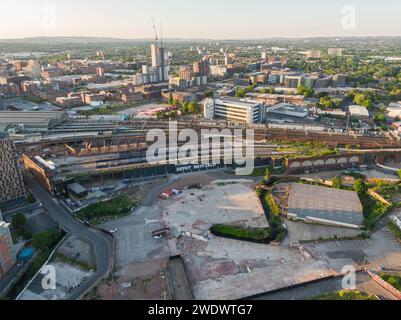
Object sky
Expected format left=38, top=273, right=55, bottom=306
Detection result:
left=1, top=0, right=401, bottom=39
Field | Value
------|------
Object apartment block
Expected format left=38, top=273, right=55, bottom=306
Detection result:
left=0, top=133, right=26, bottom=206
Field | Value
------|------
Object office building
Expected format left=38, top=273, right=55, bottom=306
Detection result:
left=328, top=48, right=343, bottom=57
left=306, top=50, right=322, bottom=59
left=0, top=133, right=26, bottom=206
left=204, top=97, right=265, bottom=124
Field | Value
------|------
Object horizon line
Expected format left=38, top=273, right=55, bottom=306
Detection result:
left=1, top=35, right=401, bottom=42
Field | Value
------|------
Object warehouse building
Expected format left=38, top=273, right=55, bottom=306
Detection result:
left=287, top=183, right=364, bottom=229
left=0, top=111, right=68, bottom=133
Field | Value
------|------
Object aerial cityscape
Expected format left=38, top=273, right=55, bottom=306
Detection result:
left=1, top=0, right=401, bottom=307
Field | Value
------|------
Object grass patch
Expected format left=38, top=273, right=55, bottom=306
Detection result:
left=55, top=253, right=96, bottom=272
left=313, top=290, right=378, bottom=300
left=380, top=274, right=401, bottom=291
left=375, top=182, right=401, bottom=202
left=210, top=224, right=272, bottom=243
left=388, top=222, right=401, bottom=241
left=250, top=166, right=284, bottom=177
left=274, top=141, right=339, bottom=159
left=359, top=192, right=392, bottom=229
left=77, top=195, right=138, bottom=225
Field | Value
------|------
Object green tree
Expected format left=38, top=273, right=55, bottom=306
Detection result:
left=354, top=178, right=367, bottom=194
left=188, top=101, right=199, bottom=113
left=205, top=90, right=214, bottom=98
left=332, top=176, right=343, bottom=189
left=33, top=230, right=58, bottom=250
left=269, top=87, right=276, bottom=94
left=236, top=88, right=245, bottom=98
left=27, top=192, right=36, bottom=204
left=263, top=168, right=271, bottom=183
left=12, top=213, right=27, bottom=230
left=182, top=102, right=188, bottom=114
left=168, top=91, right=173, bottom=105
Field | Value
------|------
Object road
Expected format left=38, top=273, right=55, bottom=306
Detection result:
left=24, top=175, right=113, bottom=300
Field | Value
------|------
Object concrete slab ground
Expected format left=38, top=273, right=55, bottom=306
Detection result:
left=179, top=236, right=332, bottom=300
left=101, top=205, right=170, bottom=268
left=19, top=261, right=92, bottom=300
left=160, top=180, right=269, bottom=236
left=58, top=235, right=93, bottom=266
left=160, top=180, right=334, bottom=300
left=93, top=258, right=169, bottom=300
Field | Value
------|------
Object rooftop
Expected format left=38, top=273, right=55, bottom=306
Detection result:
left=215, top=96, right=262, bottom=109
left=0, top=111, right=68, bottom=130
left=288, top=183, right=364, bottom=228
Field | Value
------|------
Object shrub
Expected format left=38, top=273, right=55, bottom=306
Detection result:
left=77, top=195, right=137, bottom=224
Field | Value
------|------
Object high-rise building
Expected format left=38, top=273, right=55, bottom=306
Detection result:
left=151, top=44, right=169, bottom=82
left=133, top=43, right=169, bottom=85
left=0, top=133, right=26, bottom=206
left=0, top=209, right=16, bottom=279
left=193, top=59, right=210, bottom=77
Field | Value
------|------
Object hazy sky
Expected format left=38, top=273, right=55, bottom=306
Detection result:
left=1, top=0, right=401, bottom=39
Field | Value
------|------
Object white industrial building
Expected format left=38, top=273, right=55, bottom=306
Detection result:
left=267, top=103, right=309, bottom=118
left=203, top=97, right=265, bottom=124
left=349, top=105, right=370, bottom=119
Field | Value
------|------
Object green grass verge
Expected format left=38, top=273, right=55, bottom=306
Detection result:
left=359, top=192, right=392, bottom=229
left=55, top=253, right=96, bottom=272
left=76, top=195, right=138, bottom=225
left=380, top=273, right=401, bottom=291
left=388, top=222, right=401, bottom=241
left=313, top=290, right=378, bottom=300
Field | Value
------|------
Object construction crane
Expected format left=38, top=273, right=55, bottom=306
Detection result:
left=151, top=17, right=158, bottom=44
